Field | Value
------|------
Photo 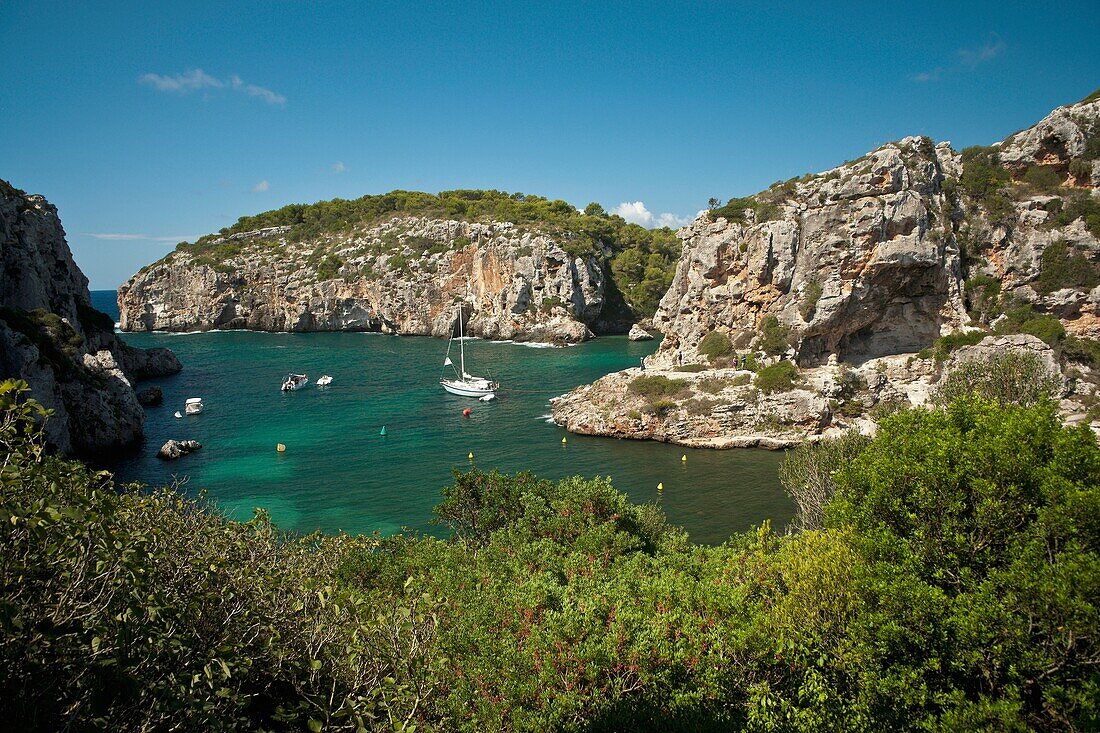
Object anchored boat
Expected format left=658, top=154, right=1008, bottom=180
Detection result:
left=281, top=373, right=309, bottom=391
left=441, top=303, right=498, bottom=398
left=184, top=397, right=204, bottom=415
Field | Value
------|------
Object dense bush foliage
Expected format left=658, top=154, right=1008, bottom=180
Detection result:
left=755, top=315, right=791, bottom=356
left=628, top=374, right=688, bottom=399
left=2, top=380, right=1098, bottom=731
left=798, top=278, right=823, bottom=321
left=1036, top=238, right=1100, bottom=294
left=931, top=329, right=986, bottom=361
left=753, top=359, right=799, bottom=393
left=933, top=350, right=1062, bottom=405
left=697, top=330, right=733, bottom=361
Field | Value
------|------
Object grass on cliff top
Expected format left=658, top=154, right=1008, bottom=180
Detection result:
left=179, top=189, right=677, bottom=261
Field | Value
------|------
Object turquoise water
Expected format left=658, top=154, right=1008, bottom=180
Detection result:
left=93, top=292, right=791, bottom=544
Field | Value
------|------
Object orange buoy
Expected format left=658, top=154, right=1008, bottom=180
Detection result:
left=463, top=408, right=471, bottom=417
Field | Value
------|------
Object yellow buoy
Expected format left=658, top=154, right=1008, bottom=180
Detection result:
left=468, top=452, right=474, bottom=460
left=681, top=454, right=687, bottom=462
left=561, top=436, right=567, bottom=444
left=276, top=443, right=286, bottom=453
left=657, top=482, right=664, bottom=492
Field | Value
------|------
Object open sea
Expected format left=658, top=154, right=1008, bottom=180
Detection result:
left=93, top=291, right=791, bottom=544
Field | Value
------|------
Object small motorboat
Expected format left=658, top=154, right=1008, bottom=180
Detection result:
left=184, top=397, right=204, bottom=415
left=479, top=392, right=496, bottom=402
left=281, top=374, right=309, bottom=391
left=316, top=375, right=333, bottom=387
left=174, top=411, right=182, bottom=419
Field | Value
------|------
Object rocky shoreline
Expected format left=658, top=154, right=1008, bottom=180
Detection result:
left=555, top=94, right=1100, bottom=447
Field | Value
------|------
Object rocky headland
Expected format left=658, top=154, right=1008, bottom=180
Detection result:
left=0, top=180, right=181, bottom=456
left=118, top=193, right=679, bottom=344
left=554, top=91, right=1100, bottom=446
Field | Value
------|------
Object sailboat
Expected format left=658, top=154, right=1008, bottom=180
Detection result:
left=441, top=303, right=498, bottom=398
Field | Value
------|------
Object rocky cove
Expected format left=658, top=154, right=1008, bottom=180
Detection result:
left=105, top=91, right=1100, bottom=452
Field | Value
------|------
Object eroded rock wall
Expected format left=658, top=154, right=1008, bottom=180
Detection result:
left=119, top=217, right=607, bottom=343
left=0, top=180, right=181, bottom=456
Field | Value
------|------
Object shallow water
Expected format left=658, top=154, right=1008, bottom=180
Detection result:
left=95, top=291, right=791, bottom=544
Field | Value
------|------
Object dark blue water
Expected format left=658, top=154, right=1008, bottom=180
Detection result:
left=94, top=291, right=790, bottom=544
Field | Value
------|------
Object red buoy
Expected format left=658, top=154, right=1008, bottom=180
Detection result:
left=463, top=408, right=472, bottom=417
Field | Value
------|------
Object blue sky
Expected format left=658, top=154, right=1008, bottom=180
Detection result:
left=2, top=2, right=1098, bottom=289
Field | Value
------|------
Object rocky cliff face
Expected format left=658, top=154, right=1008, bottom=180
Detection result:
left=555, top=92, right=1100, bottom=446
left=119, top=217, right=610, bottom=343
left=0, top=180, right=181, bottom=456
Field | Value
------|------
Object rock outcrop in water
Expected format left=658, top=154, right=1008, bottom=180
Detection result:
left=0, top=179, right=182, bottom=456
left=555, top=91, right=1100, bottom=446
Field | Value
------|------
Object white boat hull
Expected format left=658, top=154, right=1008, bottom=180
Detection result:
left=441, top=379, right=497, bottom=398
left=185, top=404, right=204, bottom=415
left=281, top=375, right=309, bottom=391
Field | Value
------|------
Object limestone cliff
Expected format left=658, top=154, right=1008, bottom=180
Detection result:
left=119, top=213, right=637, bottom=343
left=555, top=91, right=1100, bottom=446
left=0, top=180, right=181, bottom=456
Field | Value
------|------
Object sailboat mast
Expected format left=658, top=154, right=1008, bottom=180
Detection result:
left=458, top=304, right=466, bottom=377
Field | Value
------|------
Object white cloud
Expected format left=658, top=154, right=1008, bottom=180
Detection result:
left=612, top=201, right=696, bottom=229
left=252, top=180, right=270, bottom=193
left=332, top=161, right=346, bottom=173
left=958, top=34, right=1006, bottom=68
left=910, top=68, right=943, bottom=83
left=139, top=68, right=223, bottom=92
left=612, top=201, right=654, bottom=226
left=228, top=74, right=287, bottom=105
left=911, top=33, right=1006, bottom=83
left=140, top=68, right=286, bottom=105
left=86, top=233, right=197, bottom=242
left=656, top=212, right=696, bottom=228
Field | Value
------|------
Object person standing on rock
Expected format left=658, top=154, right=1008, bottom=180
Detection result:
left=640, top=357, right=646, bottom=372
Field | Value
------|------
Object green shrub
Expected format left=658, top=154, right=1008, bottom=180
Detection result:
left=754, top=359, right=799, bottom=393
left=0, top=308, right=85, bottom=377
left=960, top=145, right=1010, bottom=199
left=628, top=374, right=688, bottom=399
left=964, top=274, right=1002, bottom=321
left=799, top=278, right=823, bottom=321
left=1044, top=191, right=1100, bottom=237
left=314, top=254, right=344, bottom=281
left=3, top=378, right=1100, bottom=731
left=1068, top=158, right=1093, bottom=181
left=932, top=330, right=986, bottom=362
left=994, top=301, right=1067, bottom=346
left=1020, top=164, right=1063, bottom=192
left=779, top=430, right=871, bottom=531
left=1035, top=239, right=1099, bottom=293
left=708, top=195, right=781, bottom=224
left=697, top=376, right=729, bottom=394
left=1062, top=334, right=1100, bottom=366
left=756, top=315, right=791, bottom=356
left=651, top=398, right=678, bottom=416
left=933, top=350, right=1061, bottom=405
left=684, top=397, right=720, bottom=416
left=697, top=330, right=733, bottom=360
